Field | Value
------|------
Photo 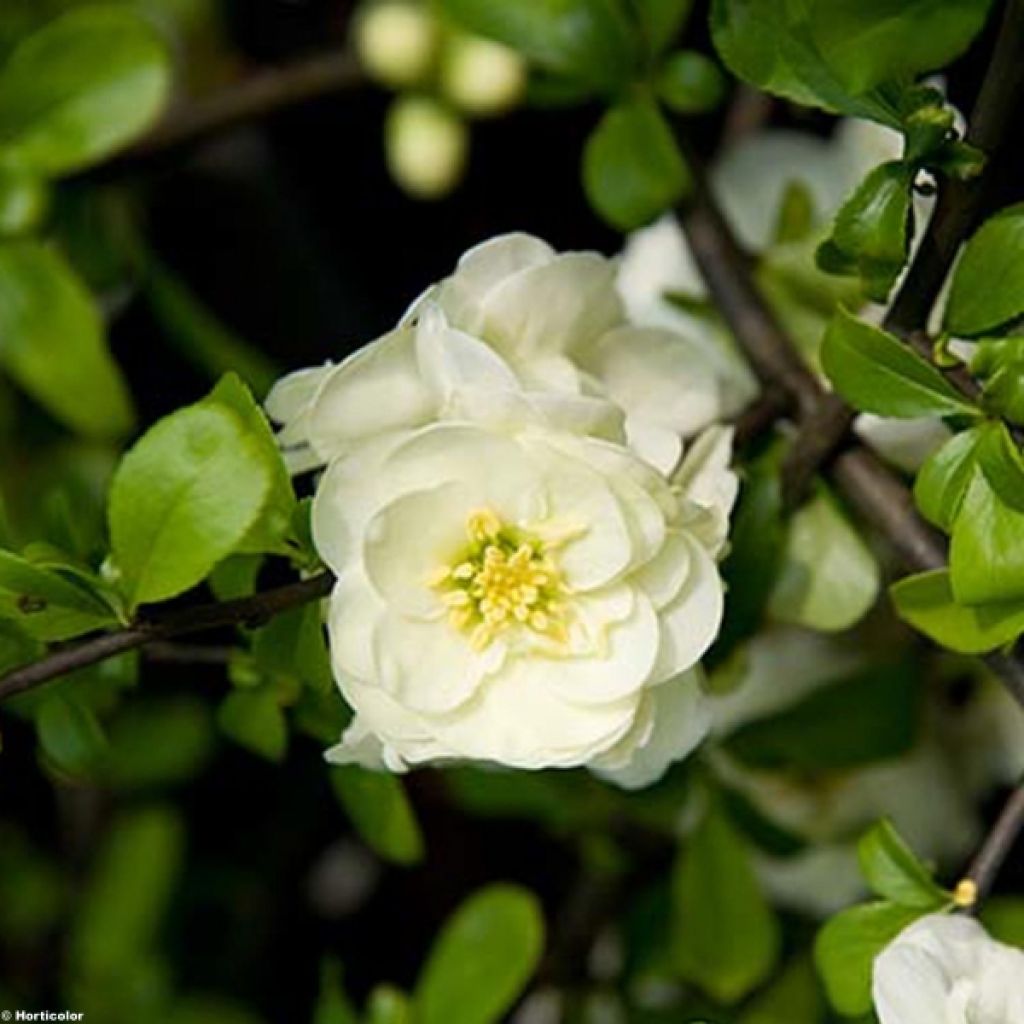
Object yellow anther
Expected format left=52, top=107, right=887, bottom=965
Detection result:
left=953, top=879, right=978, bottom=909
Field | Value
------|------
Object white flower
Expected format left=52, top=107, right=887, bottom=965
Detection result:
left=873, top=914, right=1024, bottom=1024
left=314, top=418, right=736, bottom=787
left=266, top=234, right=741, bottom=475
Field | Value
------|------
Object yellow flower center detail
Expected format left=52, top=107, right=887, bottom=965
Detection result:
left=428, top=508, right=569, bottom=650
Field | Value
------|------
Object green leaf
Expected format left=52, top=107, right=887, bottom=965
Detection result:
left=656, top=51, right=726, bottom=114
left=945, top=203, right=1024, bottom=337
left=738, top=957, right=824, bottom=1024
left=0, top=161, right=49, bottom=237
left=857, top=820, right=948, bottom=909
left=672, top=804, right=781, bottom=1004
left=37, top=697, right=108, bottom=776
left=0, top=241, right=135, bottom=438
left=636, top=0, right=694, bottom=56
left=0, top=547, right=116, bottom=640
left=217, top=687, right=287, bottom=762
left=825, top=162, right=914, bottom=302
left=892, top=569, right=1024, bottom=654
left=804, top=0, right=996, bottom=95
left=437, top=0, right=637, bottom=93
left=252, top=604, right=331, bottom=692
left=768, top=488, right=880, bottom=632
left=949, top=426, right=1024, bottom=604
left=108, top=402, right=272, bottom=608
left=913, top=425, right=988, bottom=531
left=366, top=987, right=412, bottom=1024
left=582, top=98, right=691, bottom=231
left=821, top=307, right=979, bottom=418
left=981, top=897, right=1024, bottom=948
left=0, top=6, right=172, bottom=175
left=204, top=373, right=296, bottom=555
left=313, top=960, right=359, bottom=1024
left=69, top=806, right=183, bottom=976
left=330, top=767, right=425, bottom=867
left=814, top=902, right=923, bottom=1016
left=725, top=661, right=920, bottom=772
left=415, top=885, right=544, bottom=1024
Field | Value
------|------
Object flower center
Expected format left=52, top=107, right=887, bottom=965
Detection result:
left=428, top=508, right=569, bottom=650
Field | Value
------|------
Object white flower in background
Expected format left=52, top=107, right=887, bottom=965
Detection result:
left=313, top=418, right=736, bottom=787
left=266, top=234, right=745, bottom=475
left=618, top=119, right=949, bottom=472
left=873, top=915, right=1024, bottom=1024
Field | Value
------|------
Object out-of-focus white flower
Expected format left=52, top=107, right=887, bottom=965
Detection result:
left=618, top=119, right=949, bottom=473
left=384, top=95, right=468, bottom=199
left=873, top=915, right=1024, bottom=1024
left=353, top=0, right=438, bottom=89
left=313, top=418, right=736, bottom=787
left=268, top=234, right=742, bottom=474
left=440, top=34, right=526, bottom=117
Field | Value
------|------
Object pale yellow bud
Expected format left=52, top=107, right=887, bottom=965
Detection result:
left=440, top=34, right=526, bottom=117
left=385, top=96, right=468, bottom=199
left=354, top=1, right=437, bottom=89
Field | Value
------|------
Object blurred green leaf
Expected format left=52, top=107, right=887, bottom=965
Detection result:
left=313, top=959, right=359, bottom=1024
left=914, top=424, right=988, bottom=531
left=253, top=603, right=331, bottom=692
left=415, top=884, right=545, bottom=1024
left=583, top=98, right=690, bottom=231
left=208, top=554, right=263, bottom=601
left=769, top=488, right=879, bottom=632
left=0, top=5, right=172, bottom=175
left=0, top=240, right=135, bottom=437
left=366, top=986, right=412, bottom=1024
left=738, top=956, right=824, bottom=1024
left=821, top=308, right=978, bottom=418
left=949, top=426, right=1024, bottom=604
left=108, top=400, right=272, bottom=608
left=981, top=897, right=1024, bottom=948
left=0, top=826, right=66, bottom=944
left=168, top=997, right=267, bottom=1024
left=814, top=901, right=922, bottom=1016
left=36, top=696, right=108, bottom=776
left=945, top=202, right=1024, bottom=337
left=891, top=568, right=1024, bottom=654
left=70, top=806, right=183, bottom=978
left=637, top=0, right=694, bottom=56
left=725, top=661, right=920, bottom=772
left=672, top=804, right=781, bottom=1004
left=437, top=0, right=638, bottom=93
left=217, top=686, right=287, bottom=762
left=331, top=766, right=425, bottom=867
left=857, top=820, right=948, bottom=909
left=0, top=160, right=49, bottom=236
left=657, top=50, right=726, bottom=113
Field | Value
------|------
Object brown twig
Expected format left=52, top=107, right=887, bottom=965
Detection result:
left=780, top=0, right=1024, bottom=500
left=963, top=783, right=1024, bottom=905
left=0, top=572, right=334, bottom=703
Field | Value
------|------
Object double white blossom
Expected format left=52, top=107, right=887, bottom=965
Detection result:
left=873, top=914, right=1024, bottom=1024
left=268, top=235, right=738, bottom=786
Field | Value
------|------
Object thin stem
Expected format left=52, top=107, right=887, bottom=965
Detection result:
left=964, top=783, right=1024, bottom=905
left=0, top=572, right=334, bottom=703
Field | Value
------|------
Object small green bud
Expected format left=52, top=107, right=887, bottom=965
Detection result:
left=657, top=50, right=727, bottom=114
left=353, top=0, right=438, bottom=90
left=439, top=34, right=526, bottom=118
left=385, top=96, right=468, bottom=199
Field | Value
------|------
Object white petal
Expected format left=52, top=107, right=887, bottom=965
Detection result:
left=625, top=416, right=683, bottom=474
left=632, top=530, right=692, bottom=610
left=854, top=414, right=950, bottom=473
left=265, top=364, right=332, bottom=426
left=591, top=667, right=712, bottom=789
left=479, top=252, right=624, bottom=361
left=651, top=535, right=724, bottom=682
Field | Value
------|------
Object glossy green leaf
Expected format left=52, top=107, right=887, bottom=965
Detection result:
left=217, top=687, right=288, bottom=762
left=437, top=0, right=637, bottom=93
left=892, top=569, right=1024, bottom=654
left=814, top=901, right=923, bottom=1015
left=415, top=885, right=544, bottom=1024
left=657, top=50, right=726, bottom=114
left=913, top=425, right=988, bottom=531
left=0, top=241, right=135, bottom=438
left=821, top=308, right=979, bottom=418
left=949, top=427, right=1024, bottom=604
left=37, top=697, right=108, bottom=776
left=583, top=98, right=691, bottom=231
left=725, top=661, right=919, bottom=772
left=672, top=805, right=780, bottom=1003
left=857, top=820, right=948, bottom=909
left=0, top=6, right=172, bottom=175
left=108, top=402, right=272, bottom=608
left=769, top=488, right=880, bottom=632
left=331, top=767, right=425, bottom=866
left=945, top=203, right=1024, bottom=337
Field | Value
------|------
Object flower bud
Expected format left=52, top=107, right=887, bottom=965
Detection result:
left=353, top=1, right=437, bottom=89
left=385, top=95, right=468, bottom=199
left=440, top=34, right=526, bottom=117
